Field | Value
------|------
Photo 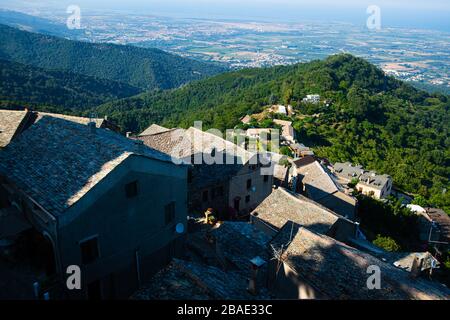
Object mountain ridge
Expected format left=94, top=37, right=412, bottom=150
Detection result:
left=90, top=54, right=449, bottom=212
left=0, top=23, right=227, bottom=90
left=0, top=58, right=141, bottom=111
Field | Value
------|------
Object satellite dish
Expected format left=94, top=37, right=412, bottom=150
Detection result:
left=175, top=223, right=185, bottom=234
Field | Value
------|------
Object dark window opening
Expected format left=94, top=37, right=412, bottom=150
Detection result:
left=264, top=175, right=269, bottom=182
left=87, top=280, right=102, bottom=300
left=187, top=168, right=193, bottom=184
left=247, top=179, right=252, bottom=190
left=80, top=237, right=99, bottom=265
left=165, top=201, right=176, bottom=225
left=211, top=188, right=216, bottom=199
left=125, top=181, right=138, bottom=198
left=245, top=195, right=251, bottom=203
left=234, top=198, right=240, bottom=211
left=218, top=186, right=224, bottom=196
left=202, top=190, right=209, bottom=202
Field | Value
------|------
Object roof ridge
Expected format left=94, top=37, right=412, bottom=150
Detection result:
left=278, top=187, right=354, bottom=223
left=140, top=127, right=183, bottom=137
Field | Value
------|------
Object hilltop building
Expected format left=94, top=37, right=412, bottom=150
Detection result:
left=239, top=115, right=252, bottom=125
left=245, top=128, right=273, bottom=140
left=276, top=105, right=287, bottom=115
left=273, top=119, right=295, bottom=143
left=302, top=94, right=320, bottom=104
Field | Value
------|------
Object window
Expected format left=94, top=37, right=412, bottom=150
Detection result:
left=247, top=179, right=252, bottom=190
left=80, top=237, right=99, bottom=265
left=234, top=198, right=240, bottom=211
left=217, top=186, right=224, bottom=196
left=245, top=195, right=251, bottom=203
left=264, top=175, right=269, bottom=182
left=125, top=181, right=138, bottom=198
left=187, top=168, right=193, bottom=184
left=211, top=188, right=216, bottom=199
left=165, top=202, right=176, bottom=225
left=202, top=190, right=209, bottom=202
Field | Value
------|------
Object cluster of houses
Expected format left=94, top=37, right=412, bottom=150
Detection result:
left=333, top=162, right=393, bottom=199
left=302, top=94, right=321, bottom=104
left=0, top=108, right=449, bottom=300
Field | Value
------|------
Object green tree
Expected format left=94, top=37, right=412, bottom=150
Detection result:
left=373, top=235, right=401, bottom=252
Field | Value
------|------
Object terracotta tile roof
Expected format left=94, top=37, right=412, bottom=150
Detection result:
left=0, top=116, right=173, bottom=216
left=251, top=188, right=340, bottom=234
left=0, top=109, right=30, bottom=147
left=271, top=222, right=450, bottom=300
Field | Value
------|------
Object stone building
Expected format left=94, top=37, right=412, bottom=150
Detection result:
left=138, top=125, right=274, bottom=219
left=0, top=115, right=187, bottom=299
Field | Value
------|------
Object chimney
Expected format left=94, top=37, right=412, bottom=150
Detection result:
left=104, top=115, right=108, bottom=121
left=247, top=256, right=266, bottom=295
left=134, top=140, right=144, bottom=154
left=126, top=132, right=132, bottom=138
left=88, top=121, right=96, bottom=134
left=410, top=256, right=423, bottom=279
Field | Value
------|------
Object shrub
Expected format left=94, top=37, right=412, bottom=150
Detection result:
left=373, top=235, right=401, bottom=252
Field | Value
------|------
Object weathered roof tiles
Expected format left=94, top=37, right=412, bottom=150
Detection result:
left=0, top=116, right=172, bottom=216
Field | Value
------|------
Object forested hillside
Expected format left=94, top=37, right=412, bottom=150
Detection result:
left=0, top=24, right=225, bottom=90
left=0, top=59, right=141, bottom=110
left=0, top=9, right=82, bottom=38
left=92, top=54, right=449, bottom=212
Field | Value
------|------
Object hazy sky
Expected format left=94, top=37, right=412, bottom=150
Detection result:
left=2, top=0, right=450, bottom=31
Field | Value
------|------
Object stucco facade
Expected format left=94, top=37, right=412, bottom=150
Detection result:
left=228, top=162, right=273, bottom=218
